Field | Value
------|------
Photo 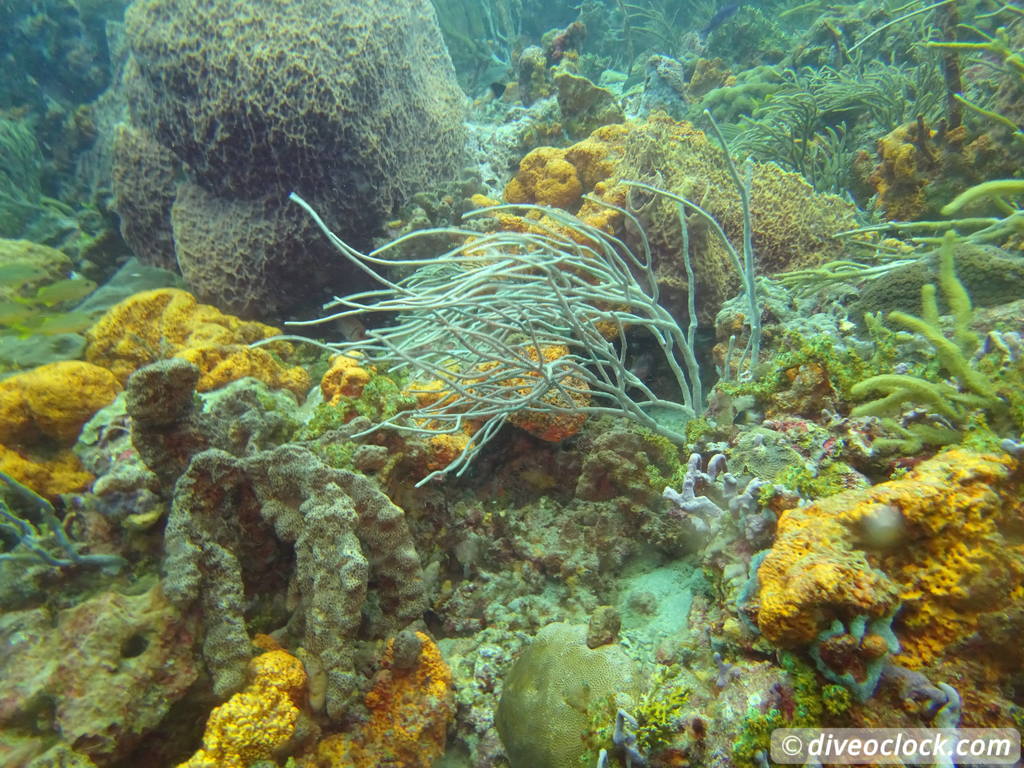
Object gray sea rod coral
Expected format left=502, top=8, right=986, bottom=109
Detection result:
left=116, top=0, right=467, bottom=318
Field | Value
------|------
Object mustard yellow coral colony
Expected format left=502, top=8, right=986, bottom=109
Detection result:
left=758, top=449, right=1024, bottom=667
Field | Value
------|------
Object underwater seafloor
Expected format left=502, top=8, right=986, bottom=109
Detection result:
left=1, top=0, right=1023, bottom=766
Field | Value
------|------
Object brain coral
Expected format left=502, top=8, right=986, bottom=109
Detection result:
left=496, top=622, right=642, bottom=768
left=117, top=0, right=466, bottom=318
left=848, top=242, right=1024, bottom=322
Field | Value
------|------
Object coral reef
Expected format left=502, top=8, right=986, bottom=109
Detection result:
left=125, top=359, right=304, bottom=487
left=0, top=584, right=197, bottom=764
left=502, top=114, right=858, bottom=324
left=693, top=66, right=784, bottom=125
left=175, top=344, right=309, bottom=402
left=126, top=359, right=426, bottom=718
left=310, top=631, right=455, bottom=767
left=553, top=69, right=625, bottom=140
left=864, top=120, right=1011, bottom=221
left=640, top=55, right=690, bottom=119
left=0, top=446, right=92, bottom=501
left=161, top=443, right=427, bottom=717
left=119, top=360, right=423, bottom=720
left=3, top=3, right=1024, bottom=767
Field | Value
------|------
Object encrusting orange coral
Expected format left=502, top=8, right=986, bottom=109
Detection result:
left=305, top=631, right=455, bottom=768
left=178, top=648, right=308, bottom=768
left=504, top=146, right=584, bottom=210
left=0, top=361, right=121, bottom=496
left=425, top=433, right=473, bottom=473
left=757, top=448, right=1024, bottom=668
left=85, top=288, right=309, bottom=399
left=504, top=344, right=590, bottom=442
left=0, top=445, right=93, bottom=499
left=870, top=125, right=926, bottom=220
left=0, top=361, right=121, bottom=446
left=402, top=342, right=590, bottom=474
left=177, top=344, right=310, bottom=400
left=319, top=353, right=373, bottom=405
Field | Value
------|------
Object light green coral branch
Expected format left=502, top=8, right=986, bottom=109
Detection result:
left=885, top=233, right=989, bottom=397
left=928, top=25, right=1024, bottom=143
left=850, top=231, right=1007, bottom=447
left=927, top=25, right=1024, bottom=76
left=934, top=232, right=978, bottom=355
left=850, top=374, right=962, bottom=421
left=954, top=94, right=1022, bottom=137
left=941, top=180, right=1024, bottom=217
left=887, top=311, right=996, bottom=404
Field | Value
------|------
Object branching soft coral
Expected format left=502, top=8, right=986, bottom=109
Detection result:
left=850, top=231, right=1009, bottom=453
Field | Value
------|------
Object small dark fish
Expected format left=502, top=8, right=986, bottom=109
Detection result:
left=333, top=315, right=367, bottom=342
left=700, top=2, right=742, bottom=38
left=628, top=349, right=657, bottom=382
